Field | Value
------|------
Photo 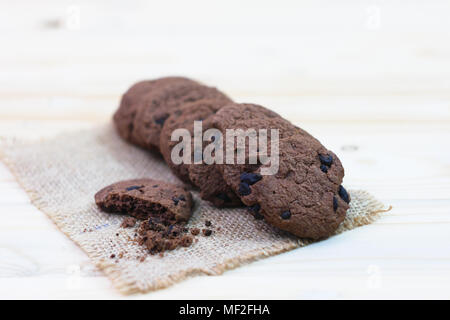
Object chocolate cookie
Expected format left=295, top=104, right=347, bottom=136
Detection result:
left=210, top=103, right=297, bottom=173
left=132, top=82, right=231, bottom=151
left=95, top=179, right=193, bottom=223
left=113, top=77, right=198, bottom=147
left=211, top=103, right=349, bottom=239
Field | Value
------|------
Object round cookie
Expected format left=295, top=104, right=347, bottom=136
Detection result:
left=132, top=82, right=231, bottom=151
left=159, top=99, right=229, bottom=183
left=113, top=77, right=198, bottom=147
left=94, top=178, right=193, bottom=223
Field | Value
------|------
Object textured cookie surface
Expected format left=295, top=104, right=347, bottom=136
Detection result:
left=113, top=77, right=198, bottom=147
left=95, top=179, right=193, bottom=223
left=188, top=160, right=242, bottom=207
left=159, top=99, right=231, bottom=183
left=211, top=103, right=349, bottom=239
left=211, top=103, right=297, bottom=175
left=132, top=81, right=231, bottom=151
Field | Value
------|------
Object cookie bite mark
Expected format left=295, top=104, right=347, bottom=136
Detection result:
left=95, top=178, right=193, bottom=223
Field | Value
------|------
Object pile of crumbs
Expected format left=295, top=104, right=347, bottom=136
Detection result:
left=110, top=217, right=215, bottom=261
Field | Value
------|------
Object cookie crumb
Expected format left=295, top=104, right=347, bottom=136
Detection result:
left=191, top=228, right=200, bottom=236
left=205, top=220, right=212, bottom=227
left=110, top=254, right=116, bottom=259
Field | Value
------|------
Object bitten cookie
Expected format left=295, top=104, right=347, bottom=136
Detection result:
left=113, top=77, right=198, bottom=147
left=132, top=81, right=231, bottom=151
left=95, top=179, right=193, bottom=223
left=211, top=103, right=350, bottom=239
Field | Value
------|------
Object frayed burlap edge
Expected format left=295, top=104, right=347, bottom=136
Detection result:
left=0, top=136, right=390, bottom=295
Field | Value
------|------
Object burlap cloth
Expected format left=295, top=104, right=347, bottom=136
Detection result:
left=0, top=123, right=388, bottom=294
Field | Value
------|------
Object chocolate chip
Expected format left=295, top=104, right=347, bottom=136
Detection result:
left=154, top=114, right=169, bottom=125
left=126, top=185, right=143, bottom=191
left=238, top=182, right=251, bottom=196
left=333, top=196, right=338, bottom=211
left=319, top=154, right=333, bottom=167
left=205, top=220, right=212, bottom=227
left=240, top=172, right=262, bottom=185
left=320, top=165, right=328, bottom=173
left=120, top=217, right=136, bottom=228
left=216, top=192, right=231, bottom=202
left=338, top=185, right=350, bottom=203
left=152, top=185, right=158, bottom=188
left=254, top=212, right=264, bottom=220
left=110, top=254, right=116, bottom=259
left=280, top=211, right=291, bottom=220
left=178, top=195, right=186, bottom=201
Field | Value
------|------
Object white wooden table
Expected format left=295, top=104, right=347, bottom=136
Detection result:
left=0, top=0, right=449, bottom=299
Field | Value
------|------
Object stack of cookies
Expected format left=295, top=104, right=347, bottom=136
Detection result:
left=112, top=77, right=350, bottom=239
